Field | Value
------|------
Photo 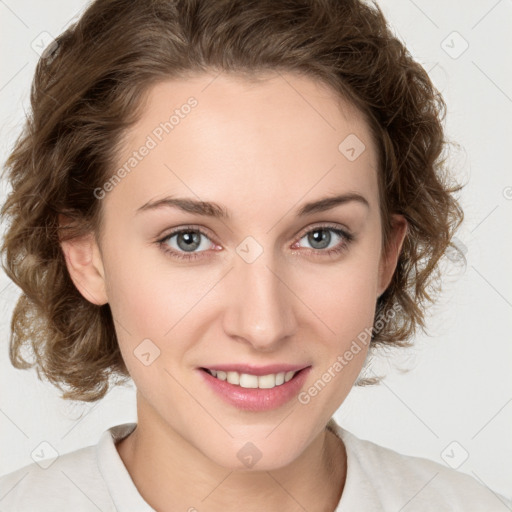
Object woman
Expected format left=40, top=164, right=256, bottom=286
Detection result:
left=0, top=0, right=509, bottom=510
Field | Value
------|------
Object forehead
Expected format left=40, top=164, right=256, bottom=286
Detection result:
left=107, top=71, right=379, bottom=221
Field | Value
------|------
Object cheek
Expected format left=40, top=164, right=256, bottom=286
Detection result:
left=301, top=251, right=380, bottom=341
left=102, top=240, right=218, bottom=353
left=103, top=234, right=175, bottom=327
left=296, top=256, right=379, bottom=410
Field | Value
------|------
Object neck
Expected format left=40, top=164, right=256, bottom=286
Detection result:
left=116, top=399, right=346, bottom=512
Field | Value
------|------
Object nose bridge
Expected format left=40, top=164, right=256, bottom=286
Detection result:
left=224, top=244, right=297, bottom=349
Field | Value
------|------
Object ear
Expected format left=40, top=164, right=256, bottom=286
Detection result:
left=377, top=213, right=408, bottom=299
left=58, top=214, right=108, bottom=306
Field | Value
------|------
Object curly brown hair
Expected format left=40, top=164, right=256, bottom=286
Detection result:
left=0, top=0, right=465, bottom=402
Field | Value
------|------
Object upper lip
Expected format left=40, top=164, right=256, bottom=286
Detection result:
left=200, top=364, right=310, bottom=376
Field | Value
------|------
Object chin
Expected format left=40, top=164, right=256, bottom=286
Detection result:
left=199, top=435, right=308, bottom=472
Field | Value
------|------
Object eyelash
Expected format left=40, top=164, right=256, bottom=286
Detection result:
left=156, top=223, right=354, bottom=262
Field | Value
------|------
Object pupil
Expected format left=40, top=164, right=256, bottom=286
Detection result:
left=309, top=229, right=330, bottom=249
left=178, top=231, right=200, bottom=251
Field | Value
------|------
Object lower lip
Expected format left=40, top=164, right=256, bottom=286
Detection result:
left=198, top=367, right=312, bottom=412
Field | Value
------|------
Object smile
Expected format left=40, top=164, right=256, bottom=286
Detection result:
left=198, top=365, right=312, bottom=411
left=203, top=368, right=298, bottom=389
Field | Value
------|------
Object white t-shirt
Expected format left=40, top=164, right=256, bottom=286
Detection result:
left=1, top=417, right=510, bottom=511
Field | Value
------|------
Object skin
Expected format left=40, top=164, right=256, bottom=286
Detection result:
left=60, top=71, right=407, bottom=512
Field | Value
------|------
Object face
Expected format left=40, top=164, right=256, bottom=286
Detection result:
left=63, top=71, right=406, bottom=470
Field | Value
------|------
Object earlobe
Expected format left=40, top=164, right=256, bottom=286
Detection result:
left=377, top=214, right=408, bottom=299
left=59, top=216, right=108, bottom=306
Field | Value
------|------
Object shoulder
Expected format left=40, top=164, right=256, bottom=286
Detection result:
left=328, top=420, right=512, bottom=511
left=0, top=443, right=115, bottom=512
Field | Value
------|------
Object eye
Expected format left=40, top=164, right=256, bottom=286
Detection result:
left=292, top=224, right=354, bottom=258
left=157, top=227, right=217, bottom=261
left=156, top=223, right=354, bottom=261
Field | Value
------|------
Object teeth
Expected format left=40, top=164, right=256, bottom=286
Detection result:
left=239, top=373, right=259, bottom=388
left=284, top=371, right=295, bottom=382
left=226, top=371, right=240, bottom=385
left=258, top=374, right=276, bottom=389
left=206, top=369, right=298, bottom=389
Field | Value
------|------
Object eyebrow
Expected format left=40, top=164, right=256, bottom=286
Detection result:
left=136, top=192, right=370, bottom=219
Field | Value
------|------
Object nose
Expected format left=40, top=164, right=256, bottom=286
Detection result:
left=222, top=249, right=298, bottom=351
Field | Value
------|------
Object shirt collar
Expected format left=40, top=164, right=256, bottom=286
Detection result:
left=327, top=417, right=383, bottom=511
left=96, top=422, right=156, bottom=511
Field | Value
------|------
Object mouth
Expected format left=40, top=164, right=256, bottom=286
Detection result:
left=200, top=367, right=303, bottom=389
left=198, top=364, right=312, bottom=411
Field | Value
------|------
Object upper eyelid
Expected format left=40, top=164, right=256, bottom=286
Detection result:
left=296, top=222, right=351, bottom=237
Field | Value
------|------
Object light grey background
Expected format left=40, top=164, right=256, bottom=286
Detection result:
left=1, top=0, right=511, bottom=503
